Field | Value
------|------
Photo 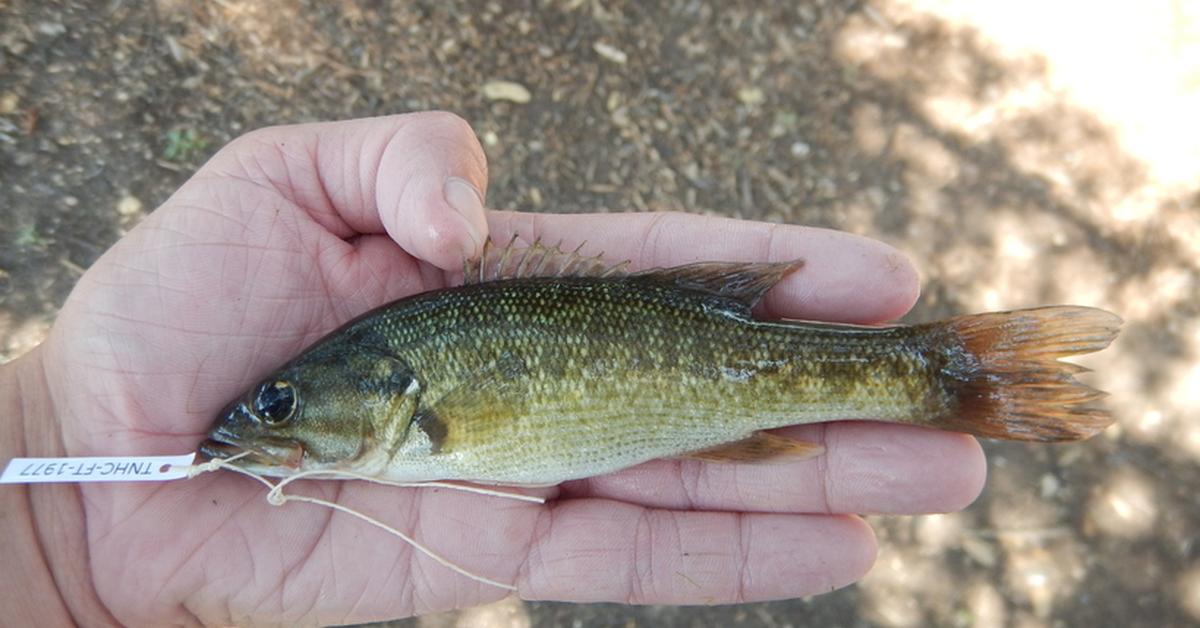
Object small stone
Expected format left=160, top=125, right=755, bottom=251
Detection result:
left=1040, top=473, right=1061, bottom=498
left=790, top=141, right=811, bottom=157
left=611, top=107, right=630, bottom=127
left=482, top=80, right=532, bottom=104
left=481, top=130, right=499, bottom=147
left=737, top=86, right=765, bottom=105
left=164, top=35, right=187, bottom=64
left=0, top=93, right=17, bottom=114
left=37, top=21, right=67, bottom=37
left=962, top=536, right=997, bottom=567
left=593, top=41, right=628, bottom=64
left=606, top=91, right=622, bottom=112
left=63, top=195, right=79, bottom=207
left=117, top=194, right=143, bottom=216
left=814, top=176, right=837, bottom=197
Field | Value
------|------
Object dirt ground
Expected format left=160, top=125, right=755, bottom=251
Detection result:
left=2, top=1, right=1198, bottom=626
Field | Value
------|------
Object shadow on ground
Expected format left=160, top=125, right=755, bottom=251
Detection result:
left=1, top=1, right=1196, bottom=626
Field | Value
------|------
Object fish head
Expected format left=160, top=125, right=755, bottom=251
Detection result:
left=199, top=344, right=419, bottom=477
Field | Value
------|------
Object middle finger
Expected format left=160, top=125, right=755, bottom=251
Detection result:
left=558, top=422, right=987, bottom=515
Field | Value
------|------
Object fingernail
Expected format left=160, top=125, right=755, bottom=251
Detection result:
left=444, top=177, right=487, bottom=256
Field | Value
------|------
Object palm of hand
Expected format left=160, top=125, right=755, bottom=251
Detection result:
left=47, top=149, right=502, bottom=626
left=34, top=115, right=984, bottom=627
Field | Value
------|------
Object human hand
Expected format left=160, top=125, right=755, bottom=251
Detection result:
left=15, top=113, right=985, bottom=626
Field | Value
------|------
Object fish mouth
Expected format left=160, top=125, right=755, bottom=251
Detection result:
left=196, top=437, right=250, bottom=461
left=197, top=431, right=304, bottom=470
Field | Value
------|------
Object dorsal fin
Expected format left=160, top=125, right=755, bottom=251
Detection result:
left=633, top=259, right=804, bottom=308
left=461, top=236, right=804, bottom=308
left=462, top=236, right=631, bottom=284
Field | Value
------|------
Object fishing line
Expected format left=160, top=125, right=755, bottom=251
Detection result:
left=188, top=456, right=537, bottom=591
left=269, top=468, right=546, bottom=503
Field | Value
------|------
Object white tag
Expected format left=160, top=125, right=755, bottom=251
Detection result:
left=0, top=453, right=197, bottom=484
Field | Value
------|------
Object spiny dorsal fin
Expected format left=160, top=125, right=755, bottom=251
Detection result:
left=633, top=259, right=804, bottom=308
left=463, top=236, right=631, bottom=284
left=681, top=432, right=825, bottom=464
left=461, top=236, right=803, bottom=308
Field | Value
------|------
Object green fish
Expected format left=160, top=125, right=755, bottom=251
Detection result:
left=199, top=239, right=1121, bottom=485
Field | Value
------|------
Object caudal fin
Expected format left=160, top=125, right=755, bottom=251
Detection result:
left=934, top=306, right=1122, bottom=442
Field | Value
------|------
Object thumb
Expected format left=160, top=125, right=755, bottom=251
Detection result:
left=201, top=112, right=491, bottom=270
left=375, top=112, right=490, bottom=270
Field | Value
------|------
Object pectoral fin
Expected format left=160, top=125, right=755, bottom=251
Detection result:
left=681, top=432, right=824, bottom=463
left=419, top=353, right=530, bottom=453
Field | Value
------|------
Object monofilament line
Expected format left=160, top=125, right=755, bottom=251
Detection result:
left=188, top=456, right=543, bottom=591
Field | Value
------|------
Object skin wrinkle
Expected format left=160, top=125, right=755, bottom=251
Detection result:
left=153, top=199, right=260, bottom=234
left=365, top=122, right=415, bottom=234
left=313, top=236, right=365, bottom=323
left=815, top=423, right=835, bottom=514
left=14, top=359, right=78, bottom=623
left=100, top=258, right=166, bottom=278
left=123, top=385, right=162, bottom=437
left=734, top=514, right=750, bottom=604
left=350, top=246, right=389, bottom=308
left=183, top=352, right=216, bottom=419
left=627, top=509, right=654, bottom=604
left=87, top=477, right=180, bottom=546
left=231, top=524, right=258, bottom=625
left=758, top=222, right=800, bottom=320
left=660, top=512, right=684, bottom=603
left=676, top=460, right=704, bottom=511
left=516, top=504, right=555, bottom=597
left=177, top=599, right=205, bottom=628
left=257, top=136, right=307, bottom=216
left=232, top=242, right=275, bottom=386
left=86, top=309, right=245, bottom=337
left=380, top=162, right=416, bottom=241
left=637, top=212, right=673, bottom=268
left=401, top=488, right=435, bottom=616
left=84, top=276, right=192, bottom=296
left=728, top=459, right=749, bottom=513
left=350, top=131, right=375, bottom=224
left=221, top=235, right=259, bottom=389
left=305, top=132, right=341, bottom=221
left=245, top=504, right=294, bottom=623
left=128, top=237, right=299, bottom=257
left=276, top=484, right=343, bottom=624
left=334, top=240, right=394, bottom=307
left=230, top=145, right=288, bottom=205
left=408, top=547, right=437, bottom=618
left=528, top=212, right=553, bottom=251
left=342, top=563, right=379, bottom=623
left=160, top=483, right=264, bottom=617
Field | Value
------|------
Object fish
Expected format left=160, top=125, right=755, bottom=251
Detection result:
left=198, top=239, right=1122, bottom=485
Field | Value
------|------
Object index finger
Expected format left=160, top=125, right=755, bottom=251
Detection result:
left=488, top=210, right=919, bottom=324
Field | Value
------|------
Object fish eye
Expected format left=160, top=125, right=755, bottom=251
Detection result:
left=253, top=380, right=297, bottom=426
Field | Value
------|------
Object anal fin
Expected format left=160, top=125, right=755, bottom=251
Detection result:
left=681, top=432, right=824, bottom=464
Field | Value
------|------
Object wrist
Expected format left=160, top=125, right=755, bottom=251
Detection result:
left=1, top=347, right=119, bottom=627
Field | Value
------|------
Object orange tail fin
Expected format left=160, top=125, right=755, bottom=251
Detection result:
left=933, top=306, right=1122, bottom=442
